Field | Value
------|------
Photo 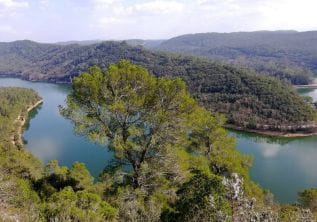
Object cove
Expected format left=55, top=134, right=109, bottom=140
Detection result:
left=0, top=78, right=112, bottom=177
left=1, top=77, right=317, bottom=203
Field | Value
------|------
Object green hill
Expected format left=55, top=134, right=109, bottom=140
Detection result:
left=0, top=40, right=315, bottom=130
left=156, top=31, right=317, bottom=85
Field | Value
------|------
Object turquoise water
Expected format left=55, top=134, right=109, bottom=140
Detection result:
left=0, top=78, right=111, bottom=177
left=230, top=130, right=317, bottom=203
left=1, top=78, right=317, bottom=203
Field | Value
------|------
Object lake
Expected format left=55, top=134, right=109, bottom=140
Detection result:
left=0, top=78, right=111, bottom=177
left=1, top=78, right=317, bottom=203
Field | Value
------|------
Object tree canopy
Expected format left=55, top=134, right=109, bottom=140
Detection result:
left=60, top=60, right=261, bottom=220
left=61, top=60, right=199, bottom=190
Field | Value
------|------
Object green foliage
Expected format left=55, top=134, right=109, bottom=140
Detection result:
left=34, top=161, right=118, bottom=221
left=0, top=175, right=42, bottom=220
left=111, top=187, right=165, bottom=222
left=61, top=61, right=265, bottom=220
left=0, top=146, right=43, bottom=180
left=0, top=87, right=42, bottom=149
left=61, top=60, right=197, bottom=193
left=44, top=187, right=117, bottom=222
left=0, top=87, right=45, bottom=220
left=157, top=31, right=317, bottom=84
left=68, top=162, right=94, bottom=190
left=0, top=87, right=118, bottom=221
left=279, top=205, right=301, bottom=222
left=187, top=107, right=252, bottom=177
left=35, top=160, right=94, bottom=198
left=298, top=188, right=317, bottom=211
left=278, top=204, right=317, bottom=222
left=162, top=171, right=231, bottom=222
left=1, top=66, right=317, bottom=221
left=0, top=40, right=315, bottom=129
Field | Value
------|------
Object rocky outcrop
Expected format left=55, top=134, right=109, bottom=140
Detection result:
left=223, top=173, right=315, bottom=222
left=0, top=174, right=21, bottom=222
left=296, top=209, right=315, bottom=222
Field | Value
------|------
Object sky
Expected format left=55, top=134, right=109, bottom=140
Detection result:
left=1, top=0, right=317, bottom=42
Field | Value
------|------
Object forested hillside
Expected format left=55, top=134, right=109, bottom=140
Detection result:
left=1, top=67, right=316, bottom=221
left=0, top=40, right=316, bottom=130
left=0, top=87, right=117, bottom=221
left=156, top=31, right=317, bottom=85
left=0, top=87, right=43, bottom=219
left=55, top=39, right=164, bottom=48
left=0, top=87, right=41, bottom=148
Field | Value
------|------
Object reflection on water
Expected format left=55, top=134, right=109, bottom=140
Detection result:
left=298, top=87, right=317, bottom=102
left=24, top=104, right=42, bottom=132
left=229, top=129, right=299, bottom=146
left=0, top=78, right=111, bottom=177
left=231, top=130, right=317, bottom=203
left=29, top=137, right=63, bottom=162
left=297, top=88, right=315, bottom=94
left=1, top=77, right=317, bottom=203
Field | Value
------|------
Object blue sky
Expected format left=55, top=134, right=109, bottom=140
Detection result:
left=1, top=0, right=317, bottom=42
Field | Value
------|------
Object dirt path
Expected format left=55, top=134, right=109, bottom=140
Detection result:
left=11, top=99, right=43, bottom=147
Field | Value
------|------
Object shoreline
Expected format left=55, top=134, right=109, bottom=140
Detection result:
left=0, top=75, right=71, bottom=85
left=2, top=76, right=317, bottom=139
left=225, top=124, right=317, bottom=138
left=12, top=99, right=43, bottom=147
left=294, top=84, right=317, bottom=89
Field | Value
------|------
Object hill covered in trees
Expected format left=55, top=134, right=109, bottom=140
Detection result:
left=55, top=39, right=164, bottom=48
left=0, top=87, right=118, bottom=221
left=1, top=65, right=317, bottom=221
left=0, top=40, right=316, bottom=131
left=156, top=31, right=317, bottom=85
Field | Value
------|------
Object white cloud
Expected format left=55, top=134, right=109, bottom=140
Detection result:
left=0, top=0, right=28, bottom=11
left=91, top=0, right=186, bottom=39
left=0, top=25, right=16, bottom=34
left=90, top=0, right=274, bottom=39
left=2, top=0, right=317, bottom=41
left=39, top=0, right=49, bottom=7
left=94, top=0, right=119, bottom=5
left=257, top=0, right=317, bottom=31
left=133, top=1, right=184, bottom=15
left=98, top=16, right=132, bottom=25
left=27, top=137, right=61, bottom=162
left=258, top=143, right=282, bottom=158
left=0, top=0, right=28, bottom=18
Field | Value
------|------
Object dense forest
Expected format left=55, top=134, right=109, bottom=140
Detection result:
left=0, top=40, right=316, bottom=131
left=0, top=87, right=117, bottom=221
left=155, top=31, right=317, bottom=85
left=0, top=87, right=41, bottom=148
left=1, top=63, right=317, bottom=221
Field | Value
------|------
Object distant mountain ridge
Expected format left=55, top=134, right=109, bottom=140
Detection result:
left=154, top=30, right=317, bottom=85
left=56, top=40, right=105, bottom=45
left=45, top=30, right=317, bottom=85
left=0, top=39, right=315, bottom=130
left=55, top=39, right=165, bottom=48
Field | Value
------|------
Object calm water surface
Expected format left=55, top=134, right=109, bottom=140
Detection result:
left=0, top=78, right=111, bottom=177
left=1, top=78, right=317, bottom=203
